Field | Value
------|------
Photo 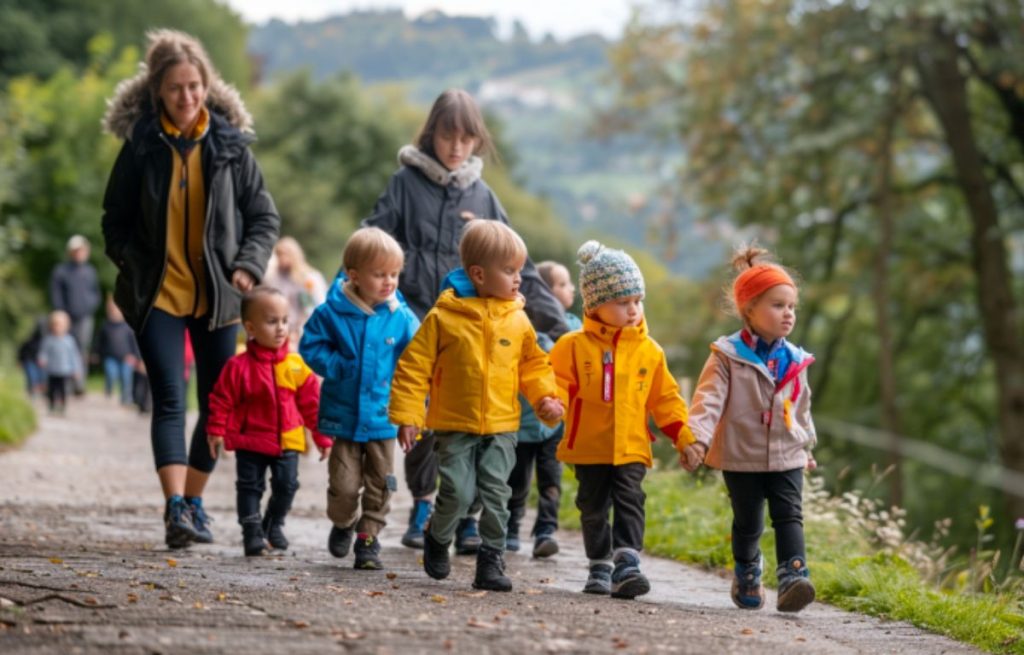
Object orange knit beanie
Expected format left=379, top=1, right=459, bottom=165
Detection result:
left=733, top=265, right=795, bottom=311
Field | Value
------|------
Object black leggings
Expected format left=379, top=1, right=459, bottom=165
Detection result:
left=137, top=308, right=238, bottom=472
left=723, top=468, right=805, bottom=567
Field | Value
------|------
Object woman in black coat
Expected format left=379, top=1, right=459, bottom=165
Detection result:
left=102, top=29, right=280, bottom=549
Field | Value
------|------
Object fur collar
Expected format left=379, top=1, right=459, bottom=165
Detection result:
left=102, top=63, right=253, bottom=139
left=398, top=145, right=483, bottom=190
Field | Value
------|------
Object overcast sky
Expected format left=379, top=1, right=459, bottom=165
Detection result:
left=222, top=0, right=635, bottom=40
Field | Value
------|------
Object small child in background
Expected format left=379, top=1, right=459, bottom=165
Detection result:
left=550, top=241, right=702, bottom=600
left=537, top=260, right=582, bottom=331
left=207, top=287, right=331, bottom=556
left=687, top=246, right=817, bottom=613
left=299, top=227, right=419, bottom=571
left=95, top=295, right=139, bottom=406
left=17, top=316, right=47, bottom=398
left=38, top=310, right=82, bottom=415
left=390, top=220, right=563, bottom=592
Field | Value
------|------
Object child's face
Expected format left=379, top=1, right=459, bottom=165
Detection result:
left=745, top=284, right=797, bottom=342
left=433, top=128, right=479, bottom=171
left=546, top=264, right=575, bottom=310
left=49, top=314, right=70, bottom=336
left=348, top=256, right=402, bottom=306
left=591, top=294, right=644, bottom=328
left=470, top=257, right=524, bottom=301
left=244, top=294, right=290, bottom=350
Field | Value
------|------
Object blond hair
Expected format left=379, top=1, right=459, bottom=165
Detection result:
left=48, top=310, right=70, bottom=334
left=343, top=227, right=405, bottom=272
left=535, top=260, right=566, bottom=289
left=144, top=29, right=217, bottom=113
left=273, top=236, right=313, bottom=284
left=459, top=220, right=527, bottom=270
left=416, top=89, right=495, bottom=161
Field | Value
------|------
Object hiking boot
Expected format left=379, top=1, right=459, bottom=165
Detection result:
left=423, top=527, right=451, bottom=580
left=186, top=497, right=214, bottom=544
left=610, top=549, right=650, bottom=599
left=164, top=495, right=198, bottom=549
left=353, top=533, right=383, bottom=570
left=532, top=534, right=559, bottom=559
left=506, top=530, right=521, bottom=552
left=731, top=555, right=765, bottom=610
left=401, top=499, right=432, bottom=549
left=241, top=519, right=269, bottom=557
left=454, top=516, right=481, bottom=555
left=776, top=555, right=815, bottom=612
left=583, top=562, right=613, bottom=595
left=472, top=545, right=512, bottom=592
left=262, top=513, right=288, bottom=550
left=328, top=525, right=354, bottom=558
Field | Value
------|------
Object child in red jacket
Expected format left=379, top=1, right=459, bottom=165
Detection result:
left=208, top=287, right=331, bottom=556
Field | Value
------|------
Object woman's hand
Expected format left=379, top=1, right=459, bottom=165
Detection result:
left=231, top=269, right=256, bottom=292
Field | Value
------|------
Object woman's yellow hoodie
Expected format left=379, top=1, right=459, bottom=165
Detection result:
left=550, top=316, right=695, bottom=466
left=389, top=288, right=558, bottom=435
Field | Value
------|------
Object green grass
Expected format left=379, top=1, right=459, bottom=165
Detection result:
left=559, top=467, right=1024, bottom=654
left=0, top=370, right=37, bottom=447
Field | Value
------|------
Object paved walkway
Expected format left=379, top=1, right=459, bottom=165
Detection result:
left=0, top=394, right=982, bottom=653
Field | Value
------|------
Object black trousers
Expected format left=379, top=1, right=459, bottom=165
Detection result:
left=574, top=463, right=646, bottom=560
left=722, top=468, right=805, bottom=567
left=404, top=430, right=439, bottom=499
left=235, top=450, right=300, bottom=524
left=46, top=374, right=69, bottom=410
left=507, top=433, right=562, bottom=538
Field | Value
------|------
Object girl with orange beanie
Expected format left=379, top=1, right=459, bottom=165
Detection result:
left=686, top=246, right=818, bottom=614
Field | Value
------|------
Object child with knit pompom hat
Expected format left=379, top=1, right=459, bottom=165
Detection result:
left=687, top=245, right=817, bottom=613
left=549, top=240, right=702, bottom=600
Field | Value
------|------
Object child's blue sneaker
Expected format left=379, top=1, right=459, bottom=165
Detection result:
left=454, top=516, right=481, bottom=555
left=164, top=495, right=198, bottom=549
left=776, top=555, right=815, bottom=612
left=610, top=548, right=650, bottom=599
left=506, top=531, right=521, bottom=552
left=731, top=555, right=765, bottom=610
left=583, top=562, right=612, bottom=595
left=185, top=497, right=213, bottom=544
left=401, top=499, right=432, bottom=549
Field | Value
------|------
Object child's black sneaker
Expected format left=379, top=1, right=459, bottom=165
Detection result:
left=454, top=516, right=481, bottom=555
left=241, top=519, right=269, bottom=557
left=328, top=525, right=354, bottom=558
left=610, top=548, right=650, bottom=599
left=353, top=534, right=383, bottom=570
left=186, top=496, right=214, bottom=544
left=532, top=534, right=559, bottom=558
left=401, top=499, right=432, bottom=549
left=164, top=495, right=198, bottom=549
left=731, top=555, right=765, bottom=610
left=776, top=555, right=815, bottom=612
left=423, top=527, right=451, bottom=580
left=472, top=545, right=512, bottom=592
left=583, top=562, right=613, bottom=594
left=262, top=513, right=288, bottom=550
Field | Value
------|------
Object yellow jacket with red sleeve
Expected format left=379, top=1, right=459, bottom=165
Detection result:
left=388, top=286, right=558, bottom=435
left=549, top=316, right=695, bottom=466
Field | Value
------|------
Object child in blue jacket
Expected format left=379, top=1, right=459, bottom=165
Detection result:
left=300, top=227, right=420, bottom=570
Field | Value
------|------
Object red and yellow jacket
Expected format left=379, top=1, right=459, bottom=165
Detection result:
left=549, top=316, right=695, bottom=467
left=208, top=341, right=331, bottom=456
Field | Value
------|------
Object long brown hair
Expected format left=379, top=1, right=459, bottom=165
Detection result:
left=415, top=89, right=495, bottom=160
left=143, top=29, right=217, bottom=113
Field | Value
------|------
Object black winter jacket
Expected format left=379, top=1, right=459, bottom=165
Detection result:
left=362, top=147, right=568, bottom=339
left=49, top=261, right=101, bottom=321
left=102, top=108, right=279, bottom=333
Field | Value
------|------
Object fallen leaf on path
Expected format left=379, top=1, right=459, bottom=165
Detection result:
left=332, top=629, right=365, bottom=640
left=741, top=628, right=754, bottom=635
left=84, top=597, right=98, bottom=605
left=386, top=572, right=397, bottom=580
left=166, top=559, right=177, bottom=568
left=795, top=636, right=807, bottom=642
left=430, top=595, right=447, bottom=604
left=524, top=588, right=543, bottom=595
left=126, top=593, right=139, bottom=603
left=216, top=592, right=227, bottom=602
left=49, top=557, right=63, bottom=565
left=467, top=617, right=496, bottom=629
left=292, top=620, right=310, bottom=629
left=458, top=590, right=487, bottom=598
left=363, top=590, right=385, bottom=597
left=159, top=594, right=183, bottom=603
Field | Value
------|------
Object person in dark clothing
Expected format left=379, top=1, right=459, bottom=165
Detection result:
left=101, top=29, right=279, bottom=550
left=362, top=88, right=569, bottom=553
left=95, top=295, right=141, bottom=406
left=49, top=234, right=101, bottom=394
left=17, top=316, right=47, bottom=397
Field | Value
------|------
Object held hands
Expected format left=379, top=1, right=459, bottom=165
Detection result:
left=679, top=442, right=707, bottom=473
left=316, top=445, right=329, bottom=462
left=398, top=425, right=419, bottom=453
left=806, top=453, right=817, bottom=471
left=537, top=397, right=564, bottom=423
left=231, top=269, right=256, bottom=292
left=208, top=435, right=226, bottom=460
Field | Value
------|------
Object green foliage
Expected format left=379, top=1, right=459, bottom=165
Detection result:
left=0, top=357, right=37, bottom=447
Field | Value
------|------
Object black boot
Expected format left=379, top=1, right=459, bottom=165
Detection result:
left=262, top=513, right=289, bottom=550
left=473, top=545, right=512, bottom=592
left=423, top=527, right=451, bottom=580
left=241, top=518, right=269, bottom=557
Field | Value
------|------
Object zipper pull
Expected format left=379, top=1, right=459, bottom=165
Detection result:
left=602, top=350, right=614, bottom=402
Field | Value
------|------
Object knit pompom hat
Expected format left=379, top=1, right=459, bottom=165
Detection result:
left=577, top=240, right=645, bottom=314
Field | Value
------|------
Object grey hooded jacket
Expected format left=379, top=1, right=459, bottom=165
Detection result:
left=101, top=72, right=279, bottom=333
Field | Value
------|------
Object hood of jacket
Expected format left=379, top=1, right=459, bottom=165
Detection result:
left=102, top=64, right=253, bottom=140
left=711, top=331, right=812, bottom=386
left=433, top=286, right=525, bottom=321
left=398, top=145, right=483, bottom=190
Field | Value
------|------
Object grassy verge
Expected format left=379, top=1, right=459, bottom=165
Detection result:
left=559, top=467, right=1024, bottom=654
left=0, top=370, right=37, bottom=448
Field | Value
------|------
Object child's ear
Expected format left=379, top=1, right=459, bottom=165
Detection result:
left=467, top=265, right=485, bottom=285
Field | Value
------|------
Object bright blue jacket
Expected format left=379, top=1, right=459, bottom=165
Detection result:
left=299, top=275, right=420, bottom=442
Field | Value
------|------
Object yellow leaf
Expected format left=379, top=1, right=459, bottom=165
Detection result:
left=49, top=557, right=63, bottom=564
left=166, top=559, right=177, bottom=568
left=431, top=594, right=447, bottom=604
left=216, top=592, right=227, bottom=602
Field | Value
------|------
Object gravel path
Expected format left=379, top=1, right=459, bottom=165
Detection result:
left=0, top=394, right=982, bottom=654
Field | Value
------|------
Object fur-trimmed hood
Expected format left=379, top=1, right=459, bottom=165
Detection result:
left=398, top=145, right=482, bottom=190
left=102, top=63, right=253, bottom=139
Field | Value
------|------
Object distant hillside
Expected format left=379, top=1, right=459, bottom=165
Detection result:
left=248, top=10, right=718, bottom=275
